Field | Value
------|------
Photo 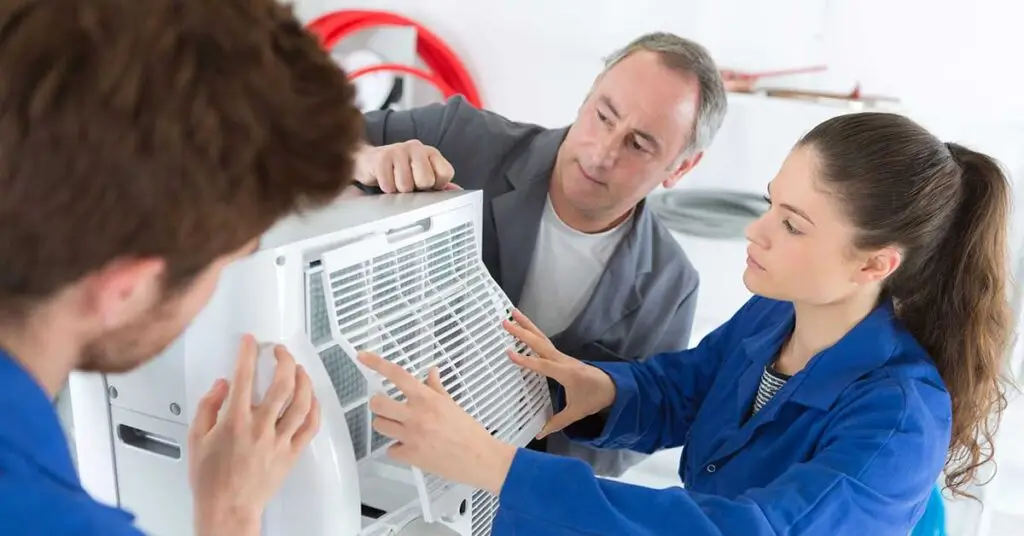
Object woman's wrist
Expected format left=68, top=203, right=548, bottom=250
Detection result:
left=194, top=502, right=262, bottom=536
left=477, top=438, right=518, bottom=495
left=585, top=363, right=618, bottom=411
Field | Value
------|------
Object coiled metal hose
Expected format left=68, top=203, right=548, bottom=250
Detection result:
left=647, top=189, right=770, bottom=240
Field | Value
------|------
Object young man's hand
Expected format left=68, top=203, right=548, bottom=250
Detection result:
left=187, top=335, right=321, bottom=536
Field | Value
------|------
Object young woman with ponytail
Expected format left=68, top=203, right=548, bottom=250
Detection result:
left=356, top=112, right=1014, bottom=536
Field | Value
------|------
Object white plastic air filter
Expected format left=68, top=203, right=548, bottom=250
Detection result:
left=305, top=204, right=551, bottom=526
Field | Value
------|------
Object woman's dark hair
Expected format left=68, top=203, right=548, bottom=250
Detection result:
left=799, top=112, right=1013, bottom=498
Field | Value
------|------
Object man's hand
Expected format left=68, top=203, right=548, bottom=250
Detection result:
left=188, top=335, right=321, bottom=536
left=504, top=309, right=617, bottom=438
left=354, top=140, right=456, bottom=193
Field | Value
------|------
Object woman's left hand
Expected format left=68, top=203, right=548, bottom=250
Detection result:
left=357, top=352, right=517, bottom=494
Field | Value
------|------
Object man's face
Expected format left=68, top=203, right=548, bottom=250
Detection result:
left=78, top=241, right=256, bottom=374
left=553, top=51, right=703, bottom=223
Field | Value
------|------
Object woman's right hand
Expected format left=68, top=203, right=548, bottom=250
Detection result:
left=503, top=309, right=616, bottom=439
left=187, top=335, right=321, bottom=536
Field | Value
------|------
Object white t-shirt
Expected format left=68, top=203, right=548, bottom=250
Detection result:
left=517, top=196, right=632, bottom=337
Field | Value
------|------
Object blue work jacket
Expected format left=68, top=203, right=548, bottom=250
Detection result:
left=494, top=295, right=952, bottom=535
left=0, top=349, right=144, bottom=535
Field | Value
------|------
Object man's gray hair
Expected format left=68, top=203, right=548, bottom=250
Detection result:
left=604, top=32, right=727, bottom=159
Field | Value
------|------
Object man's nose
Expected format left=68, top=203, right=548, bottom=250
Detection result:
left=592, top=130, right=621, bottom=169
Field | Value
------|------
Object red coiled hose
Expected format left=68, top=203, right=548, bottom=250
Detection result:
left=306, top=10, right=483, bottom=108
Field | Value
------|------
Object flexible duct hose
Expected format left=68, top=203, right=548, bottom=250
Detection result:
left=307, top=10, right=483, bottom=108
left=647, top=189, right=770, bottom=240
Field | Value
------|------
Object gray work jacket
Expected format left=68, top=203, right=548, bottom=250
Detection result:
left=364, top=96, right=701, bottom=477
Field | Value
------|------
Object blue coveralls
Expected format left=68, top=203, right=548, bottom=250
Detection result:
left=0, top=349, right=144, bottom=536
left=493, top=296, right=952, bottom=535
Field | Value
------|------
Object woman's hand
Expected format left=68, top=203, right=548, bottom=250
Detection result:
left=357, top=352, right=517, bottom=495
left=503, top=309, right=616, bottom=439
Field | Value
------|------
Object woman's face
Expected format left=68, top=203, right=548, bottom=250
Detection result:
left=743, top=145, right=899, bottom=305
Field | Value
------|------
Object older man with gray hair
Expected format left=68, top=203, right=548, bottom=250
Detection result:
left=353, top=32, right=728, bottom=476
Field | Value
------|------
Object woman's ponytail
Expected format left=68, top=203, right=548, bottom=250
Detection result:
left=895, top=142, right=1013, bottom=495
left=800, top=113, right=1015, bottom=498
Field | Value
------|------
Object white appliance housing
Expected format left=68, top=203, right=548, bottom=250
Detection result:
left=67, top=189, right=552, bottom=536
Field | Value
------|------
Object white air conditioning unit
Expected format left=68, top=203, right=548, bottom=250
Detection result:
left=66, top=189, right=552, bottom=536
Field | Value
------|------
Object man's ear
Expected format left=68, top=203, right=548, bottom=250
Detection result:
left=663, top=151, right=704, bottom=189
left=82, top=257, right=166, bottom=329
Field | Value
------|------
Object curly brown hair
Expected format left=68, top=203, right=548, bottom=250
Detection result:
left=0, top=0, right=363, bottom=316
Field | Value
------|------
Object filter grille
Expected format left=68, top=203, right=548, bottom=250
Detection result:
left=471, top=489, right=499, bottom=536
left=307, top=217, right=550, bottom=531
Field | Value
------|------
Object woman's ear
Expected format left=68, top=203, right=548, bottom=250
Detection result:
left=855, top=246, right=901, bottom=284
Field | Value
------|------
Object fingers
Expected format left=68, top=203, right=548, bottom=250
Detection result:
left=354, top=144, right=380, bottom=188
left=291, top=396, right=321, bottom=450
left=370, top=142, right=454, bottom=193
left=228, top=335, right=259, bottom=416
left=503, top=320, right=557, bottom=359
left=188, top=379, right=229, bottom=446
left=254, top=345, right=297, bottom=426
left=389, top=142, right=417, bottom=192
left=386, top=441, right=410, bottom=463
left=373, top=154, right=398, bottom=193
left=510, top=309, right=544, bottom=338
left=372, top=414, right=405, bottom=443
left=538, top=409, right=580, bottom=439
left=507, top=350, right=560, bottom=378
left=425, top=367, right=450, bottom=398
left=368, top=393, right=410, bottom=423
left=276, top=365, right=313, bottom=437
left=358, top=352, right=425, bottom=400
left=410, top=149, right=437, bottom=190
left=428, top=150, right=455, bottom=188
left=392, top=160, right=414, bottom=193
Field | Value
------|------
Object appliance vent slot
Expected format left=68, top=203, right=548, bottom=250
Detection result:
left=344, top=405, right=369, bottom=460
left=319, top=345, right=365, bottom=408
left=313, top=219, right=550, bottom=526
left=471, top=489, right=499, bottom=536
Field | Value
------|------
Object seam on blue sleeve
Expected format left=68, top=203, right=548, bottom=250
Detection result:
left=853, top=377, right=907, bottom=481
left=790, top=475, right=844, bottom=530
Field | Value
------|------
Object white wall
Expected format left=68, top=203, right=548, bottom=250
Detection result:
left=296, top=0, right=825, bottom=127
left=293, top=0, right=1024, bottom=202
left=295, top=0, right=1024, bottom=125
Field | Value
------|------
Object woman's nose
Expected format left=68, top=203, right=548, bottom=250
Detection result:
left=745, top=213, right=770, bottom=248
